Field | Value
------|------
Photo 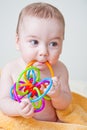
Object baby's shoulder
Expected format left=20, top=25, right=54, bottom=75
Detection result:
left=1, top=58, right=26, bottom=82
left=58, top=61, right=67, bottom=70
left=1, top=58, right=21, bottom=75
left=54, top=61, right=68, bottom=76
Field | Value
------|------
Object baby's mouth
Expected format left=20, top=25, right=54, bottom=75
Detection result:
left=33, top=61, right=47, bottom=69
left=38, top=61, right=46, bottom=64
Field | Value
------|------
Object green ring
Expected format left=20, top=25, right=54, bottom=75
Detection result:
left=16, top=66, right=40, bottom=96
left=44, top=95, right=51, bottom=100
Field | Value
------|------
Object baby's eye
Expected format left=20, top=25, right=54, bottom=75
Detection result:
left=30, top=40, right=39, bottom=46
left=49, top=42, right=58, bottom=47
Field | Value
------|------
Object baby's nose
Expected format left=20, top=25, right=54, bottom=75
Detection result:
left=40, top=52, right=48, bottom=56
left=39, top=46, right=48, bottom=57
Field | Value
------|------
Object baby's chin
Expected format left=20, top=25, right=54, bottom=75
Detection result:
left=37, top=66, right=47, bottom=71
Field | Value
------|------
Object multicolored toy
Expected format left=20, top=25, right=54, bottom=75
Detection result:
left=10, top=60, right=54, bottom=112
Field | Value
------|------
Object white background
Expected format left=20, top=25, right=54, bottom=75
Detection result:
left=0, top=0, right=87, bottom=81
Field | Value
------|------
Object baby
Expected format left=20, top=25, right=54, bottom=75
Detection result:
left=0, top=2, right=72, bottom=122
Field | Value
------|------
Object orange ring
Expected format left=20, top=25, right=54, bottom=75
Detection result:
left=26, top=60, right=37, bottom=68
left=45, top=61, right=54, bottom=77
left=25, top=60, right=54, bottom=78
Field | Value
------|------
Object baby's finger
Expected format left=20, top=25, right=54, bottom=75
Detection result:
left=20, top=98, right=31, bottom=109
left=22, top=103, right=33, bottom=113
left=23, top=106, right=34, bottom=118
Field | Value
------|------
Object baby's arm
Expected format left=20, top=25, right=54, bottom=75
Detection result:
left=47, top=66, right=72, bottom=110
left=0, top=64, right=34, bottom=118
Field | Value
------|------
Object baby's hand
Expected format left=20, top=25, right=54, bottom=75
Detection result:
left=47, top=77, right=60, bottom=99
left=17, top=98, right=34, bottom=118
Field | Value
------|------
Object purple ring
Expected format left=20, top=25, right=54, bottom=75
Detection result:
left=13, top=81, right=26, bottom=102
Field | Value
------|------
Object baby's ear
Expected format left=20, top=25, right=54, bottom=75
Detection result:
left=15, top=33, right=20, bottom=50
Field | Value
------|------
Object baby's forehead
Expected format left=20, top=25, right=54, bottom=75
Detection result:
left=23, top=15, right=64, bottom=26
left=19, top=16, right=64, bottom=40
left=22, top=16, right=64, bottom=34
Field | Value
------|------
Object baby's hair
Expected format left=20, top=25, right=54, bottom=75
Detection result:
left=16, top=2, right=65, bottom=35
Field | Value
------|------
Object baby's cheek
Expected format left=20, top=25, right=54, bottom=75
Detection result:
left=49, top=55, right=59, bottom=64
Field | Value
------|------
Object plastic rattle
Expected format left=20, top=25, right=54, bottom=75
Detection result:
left=10, top=60, right=54, bottom=112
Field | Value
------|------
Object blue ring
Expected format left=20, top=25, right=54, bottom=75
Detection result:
left=30, top=77, right=52, bottom=103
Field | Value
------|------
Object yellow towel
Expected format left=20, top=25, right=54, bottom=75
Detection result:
left=0, top=92, right=87, bottom=130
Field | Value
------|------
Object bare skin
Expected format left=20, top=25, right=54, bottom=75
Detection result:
left=0, top=17, right=72, bottom=122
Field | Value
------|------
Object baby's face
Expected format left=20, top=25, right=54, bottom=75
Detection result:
left=16, top=16, right=64, bottom=70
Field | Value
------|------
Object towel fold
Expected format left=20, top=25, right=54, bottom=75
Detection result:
left=0, top=92, right=87, bottom=130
